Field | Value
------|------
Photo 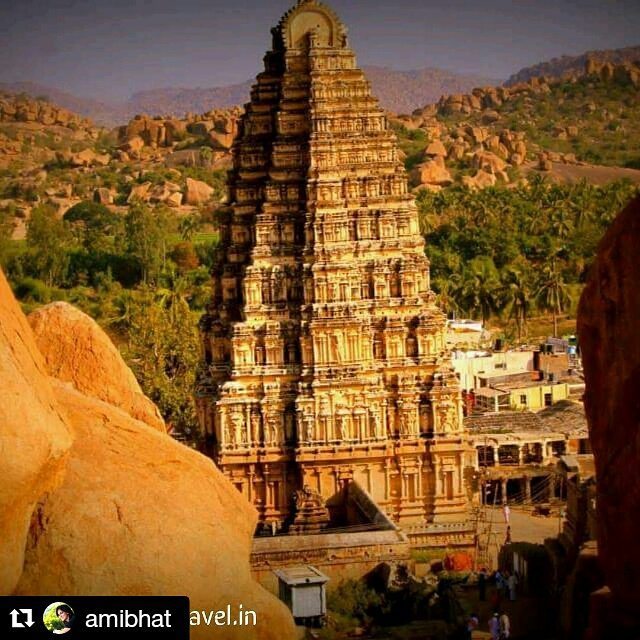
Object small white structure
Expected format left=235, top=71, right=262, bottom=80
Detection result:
left=274, top=565, right=329, bottom=626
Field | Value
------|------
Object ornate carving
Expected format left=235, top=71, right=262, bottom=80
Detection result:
left=198, top=0, right=468, bottom=532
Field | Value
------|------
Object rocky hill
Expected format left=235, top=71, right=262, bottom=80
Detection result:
left=0, top=81, right=126, bottom=126
left=2, top=66, right=498, bottom=126
left=505, top=44, right=640, bottom=86
left=391, top=58, right=640, bottom=191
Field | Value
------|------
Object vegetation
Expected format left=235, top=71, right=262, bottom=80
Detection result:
left=1, top=195, right=218, bottom=444
left=437, top=75, right=640, bottom=168
left=417, top=177, right=638, bottom=338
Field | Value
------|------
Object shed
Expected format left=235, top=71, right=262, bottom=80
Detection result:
left=274, top=565, right=329, bottom=624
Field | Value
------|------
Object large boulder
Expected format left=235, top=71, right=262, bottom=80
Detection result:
left=577, top=195, right=640, bottom=635
left=424, top=140, right=447, bottom=158
left=0, top=270, right=296, bottom=640
left=462, top=169, right=496, bottom=190
left=16, top=382, right=296, bottom=640
left=0, top=271, right=73, bottom=593
left=28, top=302, right=165, bottom=432
left=185, top=177, right=215, bottom=205
left=411, top=156, right=452, bottom=187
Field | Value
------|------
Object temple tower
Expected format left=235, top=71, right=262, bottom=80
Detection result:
left=198, top=0, right=470, bottom=541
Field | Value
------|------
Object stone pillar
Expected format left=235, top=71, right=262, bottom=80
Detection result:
left=524, top=476, right=532, bottom=502
left=501, top=478, right=508, bottom=503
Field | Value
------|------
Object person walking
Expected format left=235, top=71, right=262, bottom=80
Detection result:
left=499, top=611, right=511, bottom=639
left=502, top=502, right=510, bottom=524
left=465, top=613, right=479, bottom=640
left=489, top=612, right=501, bottom=640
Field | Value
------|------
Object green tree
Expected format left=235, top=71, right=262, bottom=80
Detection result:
left=178, top=214, right=200, bottom=242
left=124, top=285, right=201, bottom=443
left=502, top=265, right=532, bottom=341
left=460, top=256, right=501, bottom=325
left=0, top=208, right=16, bottom=268
left=535, top=257, right=571, bottom=337
left=63, top=200, right=121, bottom=254
left=26, top=204, right=71, bottom=286
left=124, top=204, right=170, bottom=284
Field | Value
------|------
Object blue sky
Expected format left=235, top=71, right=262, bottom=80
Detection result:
left=1, top=0, right=639, bottom=100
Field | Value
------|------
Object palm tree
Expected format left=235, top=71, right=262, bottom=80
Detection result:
left=535, top=257, right=571, bottom=337
left=502, top=267, right=531, bottom=342
left=433, top=276, right=461, bottom=317
left=460, top=257, right=501, bottom=325
left=179, top=214, right=200, bottom=242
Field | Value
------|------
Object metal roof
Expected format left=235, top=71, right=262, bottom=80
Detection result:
left=274, top=565, right=329, bottom=586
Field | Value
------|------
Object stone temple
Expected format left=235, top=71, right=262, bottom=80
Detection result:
left=197, top=0, right=470, bottom=545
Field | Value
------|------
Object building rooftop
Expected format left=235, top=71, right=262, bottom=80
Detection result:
left=559, top=454, right=596, bottom=480
left=465, top=411, right=543, bottom=433
left=473, top=387, right=507, bottom=398
left=274, top=565, right=329, bottom=585
left=537, top=400, right=588, bottom=435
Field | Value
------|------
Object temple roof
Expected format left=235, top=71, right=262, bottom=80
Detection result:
left=276, top=0, right=347, bottom=50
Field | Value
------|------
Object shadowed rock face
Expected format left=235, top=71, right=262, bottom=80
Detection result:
left=0, top=269, right=296, bottom=640
left=578, top=195, right=640, bottom=631
left=0, top=271, right=73, bottom=594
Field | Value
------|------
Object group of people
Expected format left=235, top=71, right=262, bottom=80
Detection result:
left=495, top=569, right=518, bottom=601
left=477, top=568, right=518, bottom=602
left=466, top=609, right=511, bottom=640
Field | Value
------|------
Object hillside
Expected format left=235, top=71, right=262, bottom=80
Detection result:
left=1, top=66, right=498, bottom=126
left=505, top=44, right=640, bottom=86
left=390, top=58, right=640, bottom=192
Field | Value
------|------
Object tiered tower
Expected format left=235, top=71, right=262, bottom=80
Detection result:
left=198, top=0, right=469, bottom=539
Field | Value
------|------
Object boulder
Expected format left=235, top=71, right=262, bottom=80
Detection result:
left=166, top=191, right=183, bottom=208
left=538, top=154, right=553, bottom=172
left=577, top=195, right=640, bottom=635
left=462, top=169, right=496, bottom=190
left=28, top=302, right=165, bottom=432
left=0, top=270, right=73, bottom=593
left=0, top=270, right=296, bottom=639
left=121, top=135, right=145, bottom=154
left=424, top=140, right=447, bottom=158
left=185, top=177, right=215, bottom=205
left=472, top=150, right=507, bottom=174
left=481, top=110, right=500, bottom=124
left=127, top=181, right=152, bottom=204
left=448, top=142, right=466, bottom=161
left=411, top=156, right=452, bottom=186
left=465, top=125, right=489, bottom=145
left=188, top=120, right=214, bottom=137
left=16, top=381, right=296, bottom=640
left=94, top=187, right=114, bottom=205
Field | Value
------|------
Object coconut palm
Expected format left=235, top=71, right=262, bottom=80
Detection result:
left=535, top=257, right=571, bottom=338
left=501, top=267, right=532, bottom=342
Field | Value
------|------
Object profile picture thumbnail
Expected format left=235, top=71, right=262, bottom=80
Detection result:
left=43, top=602, right=75, bottom=634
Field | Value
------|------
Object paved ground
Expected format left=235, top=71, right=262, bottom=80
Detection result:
left=485, top=505, right=561, bottom=546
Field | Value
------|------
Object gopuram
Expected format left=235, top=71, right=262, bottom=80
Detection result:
left=197, top=0, right=471, bottom=546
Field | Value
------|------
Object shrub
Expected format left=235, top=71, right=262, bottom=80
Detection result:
left=13, top=277, right=51, bottom=303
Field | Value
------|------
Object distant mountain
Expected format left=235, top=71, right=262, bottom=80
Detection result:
left=126, top=81, right=254, bottom=120
left=0, top=81, right=126, bottom=127
left=364, top=66, right=500, bottom=114
left=1, top=66, right=500, bottom=127
left=505, top=45, right=640, bottom=86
